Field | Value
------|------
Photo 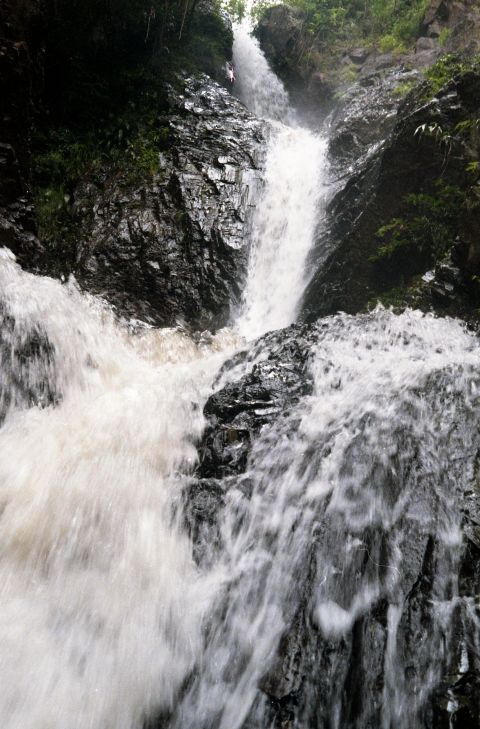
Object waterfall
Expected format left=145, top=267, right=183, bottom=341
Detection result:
left=232, top=23, right=291, bottom=122
left=2, top=10, right=480, bottom=729
left=233, top=21, right=328, bottom=340
left=0, top=250, right=241, bottom=729
left=172, top=308, right=480, bottom=729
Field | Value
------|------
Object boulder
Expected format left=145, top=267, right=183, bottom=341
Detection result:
left=349, top=47, right=370, bottom=65
left=416, top=36, right=438, bottom=52
left=302, top=71, right=480, bottom=321
left=427, top=19, right=444, bottom=37
left=74, top=76, right=266, bottom=328
left=197, top=324, right=316, bottom=479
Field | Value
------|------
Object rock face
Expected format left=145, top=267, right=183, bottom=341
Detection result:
left=327, top=68, right=420, bottom=171
left=183, top=324, right=316, bottom=564
left=0, top=143, right=44, bottom=267
left=1, top=2, right=262, bottom=330
left=256, top=0, right=480, bottom=127
left=0, top=0, right=44, bottom=268
left=75, top=76, right=266, bottom=328
left=302, top=71, right=480, bottom=321
left=187, top=313, right=480, bottom=729
left=198, top=324, right=316, bottom=479
left=255, top=4, right=335, bottom=121
left=422, top=0, right=480, bottom=54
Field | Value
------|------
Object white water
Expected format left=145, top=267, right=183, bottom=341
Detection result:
left=232, top=23, right=291, bottom=122
left=0, top=250, right=242, bottom=729
left=233, top=21, right=328, bottom=340
left=173, top=308, right=480, bottom=729
left=2, top=15, right=479, bottom=729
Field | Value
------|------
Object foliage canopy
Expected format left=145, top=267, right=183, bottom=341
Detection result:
left=247, top=0, right=430, bottom=46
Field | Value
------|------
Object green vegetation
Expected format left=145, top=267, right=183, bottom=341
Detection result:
left=31, top=0, right=231, bottom=266
left=423, top=53, right=479, bottom=96
left=394, top=79, right=416, bottom=96
left=253, top=0, right=429, bottom=48
left=44, top=0, right=230, bottom=126
left=367, top=282, right=416, bottom=310
left=224, top=0, right=247, bottom=21
left=371, top=182, right=466, bottom=284
left=438, top=26, right=452, bottom=46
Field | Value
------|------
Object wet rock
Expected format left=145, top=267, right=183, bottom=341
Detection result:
left=302, top=71, right=480, bottom=321
left=75, top=75, right=266, bottom=328
left=0, top=303, right=58, bottom=423
left=197, top=324, right=316, bottom=480
left=187, top=313, right=480, bottom=729
left=0, top=143, right=44, bottom=266
left=327, top=68, right=419, bottom=170
left=185, top=324, right=317, bottom=569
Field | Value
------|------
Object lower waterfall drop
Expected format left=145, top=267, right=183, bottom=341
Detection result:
left=172, top=308, right=480, bottom=729
left=0, top=250, right=241, bottom=729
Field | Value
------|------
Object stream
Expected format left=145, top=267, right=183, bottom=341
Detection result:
left=0, top=16, right=479, bottom=729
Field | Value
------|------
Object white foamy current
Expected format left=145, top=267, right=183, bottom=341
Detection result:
left=2, top=14, right=479, bottom=729
left=171, top=308, right=480, bottom=729
left=0, top=250, right=242, bottom=729
left=233, top=20, right=328, bottom=340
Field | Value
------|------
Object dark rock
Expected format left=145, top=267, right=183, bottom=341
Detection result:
left=456, top=184, right=480, bottom=279
left=422, top=0, right=451, bottom=30
left=0, top=299, right=58, bottom=424
left=0, top=143, right=44, bottom=267
left=427, top=19, right=444, bottom=37
left=75, top=75, right=266, bottom=328
left=0, top=1, right=45, bottom=271
left=198, top=324, right=316, bottom=480
left=185, top=323, right=317, bottom=569
left=186, top=312, right=480, bottom=729
left=302, top=71, right=480, bottom=322
left=327, top=69, right=419, bottom=170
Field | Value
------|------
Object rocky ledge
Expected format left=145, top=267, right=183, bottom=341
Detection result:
left=255, top=0, right=480, bottom=124
left=302, top=70, right=480, bottom=321
left=187, top=314, right=480, bottom=729
left=74, top=76, right=266, bottom=328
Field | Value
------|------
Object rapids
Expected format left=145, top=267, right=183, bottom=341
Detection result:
left=0, top=13, right=479, bottom=729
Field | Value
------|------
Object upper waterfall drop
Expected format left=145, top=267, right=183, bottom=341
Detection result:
left=232, top=18, right=328, bottom=339
left=232, top=22, right=292, bottom=122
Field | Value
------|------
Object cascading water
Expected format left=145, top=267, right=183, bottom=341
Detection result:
left=170, top=308, right=480, bottom=729
left=2, top=11, right=480, bottom=729
left=0, top=250, right=242, bottom=729
left=233, top=20, right=328, bottom=340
